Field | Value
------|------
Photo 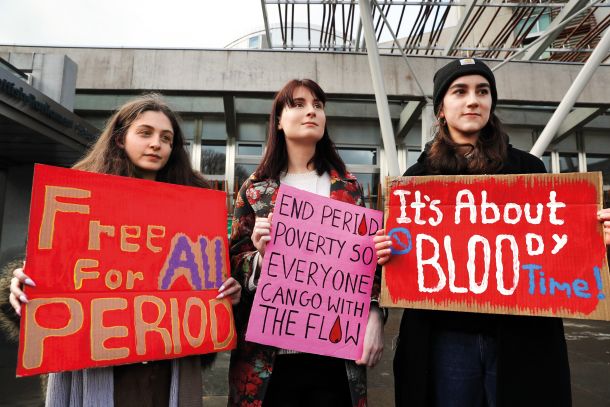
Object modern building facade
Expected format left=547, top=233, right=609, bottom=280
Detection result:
left=0, top=53, right=97, bottom=262
left=0, top=46, right=609, bottom=261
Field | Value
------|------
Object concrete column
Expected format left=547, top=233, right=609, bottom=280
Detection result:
left=7, top=52, right=77, bottom=111
left=421, top=102, right=435, bottom=151
left=191, top=119, right=202, bottom=171
left=358, top=0, right=400, bottom=177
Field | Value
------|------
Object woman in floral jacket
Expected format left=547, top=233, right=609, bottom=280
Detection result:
left=228, top=79, right=385, bottom=407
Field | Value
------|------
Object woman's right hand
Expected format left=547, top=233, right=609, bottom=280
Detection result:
left=9, top=262, right=35, bottom=317
left=252, top=213, right=273, bottom=258
left=373, top=229, right=392, bottom=265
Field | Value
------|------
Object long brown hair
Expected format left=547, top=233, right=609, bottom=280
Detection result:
left=73, top=94, right=208, bottom=187
left=254, top=79, right=347, bottom=180
left=426, top=109, right=508, bottom=175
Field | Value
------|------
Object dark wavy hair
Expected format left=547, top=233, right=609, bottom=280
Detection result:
left=426, top=106, right=508, bottom=175
left=254, top=79, right=347, bottom=180
left=73, top=94, right=208, bottom=188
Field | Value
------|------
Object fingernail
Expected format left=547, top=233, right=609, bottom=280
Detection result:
left=16, top=307, right=21, bottom=317
left=19, top=295, right=29, bottom=303
left=25, top=278, right=36, bottom=287
left=216, top=293, right=225, bottom=299
left=218, top=285, right=225, bottom=292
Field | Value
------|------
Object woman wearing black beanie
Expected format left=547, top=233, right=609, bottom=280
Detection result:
left=390, top=58, right=572, bottom=407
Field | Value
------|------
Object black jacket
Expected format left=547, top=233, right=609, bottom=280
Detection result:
left=393, top=145, right=571, bottom=407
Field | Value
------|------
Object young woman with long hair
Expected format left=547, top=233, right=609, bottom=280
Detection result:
left=228, top=79, right=385, bottom=407
left=1, top=94, right=241, bottom=407
left=374, top=58, right=574, bottom=407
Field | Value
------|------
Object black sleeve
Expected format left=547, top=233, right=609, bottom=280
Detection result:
left=403, top=162, right=425, bottom=177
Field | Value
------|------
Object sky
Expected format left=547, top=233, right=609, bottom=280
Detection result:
left=0, top=0, right=265, bottom=49
left=0, top=0, right=418, bottom=49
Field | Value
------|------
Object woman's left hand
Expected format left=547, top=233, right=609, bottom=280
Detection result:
left=217, top=277, right=242, bottom=305
left=356, top=305, right=384, bottom=368
left=598, top=209, right=610, bottom=245
left=374, top=229, right=392, bottom=265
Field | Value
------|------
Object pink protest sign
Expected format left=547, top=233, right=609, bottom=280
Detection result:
left=246, top=184, right=383, bottom=360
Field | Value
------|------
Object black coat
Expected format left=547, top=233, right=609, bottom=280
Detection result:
left=393, top=145, right=571, bottom=407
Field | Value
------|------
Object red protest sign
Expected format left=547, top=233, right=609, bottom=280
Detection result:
left=17, top=165, right=236, bottom=377
left=381, top=173, right=610, bottom=321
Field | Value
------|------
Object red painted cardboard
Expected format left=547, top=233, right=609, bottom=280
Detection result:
left=17, top=164, right=236, bottom=377
left=381, top=173, right=610, bottom=321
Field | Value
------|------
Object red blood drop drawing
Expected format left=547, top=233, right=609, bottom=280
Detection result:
left=358, top=214, right=367, bottom=236
left=329, top=315, right=342, bottom=343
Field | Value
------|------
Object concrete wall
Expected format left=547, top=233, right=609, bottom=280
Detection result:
left=1, top=46, right=609, bottom=106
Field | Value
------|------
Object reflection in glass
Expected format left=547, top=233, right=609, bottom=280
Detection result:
left=559, top=154, right=579, bottom=173
left=201, top=144, right=226, bottom=175
left=238, top=144, right=263, bottom=156
left=353, top=172, right=381, bottom=209
left=337, top=148, right=377, bottom=165
left=587, top=155, right=610, bottom=185
left=235, top=163, right=258, bottom=189
left=406, top=150, right=422, bottom=170
left=540, top=154, right=551, bottom=173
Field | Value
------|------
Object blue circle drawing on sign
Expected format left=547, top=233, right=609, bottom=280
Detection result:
left=388, top=227, right=412, bottom=255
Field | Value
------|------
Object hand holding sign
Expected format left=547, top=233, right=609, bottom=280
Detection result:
left=355, top=305, right=384, bottom=367
left=374, top=229, right=393, bottom=266
left=9, top=263, right=32, bottom=317
left=597, top=208, right=610, bottom=245
left=252, top=213, right=273, bottom=258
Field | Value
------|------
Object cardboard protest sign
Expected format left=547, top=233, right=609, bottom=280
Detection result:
left=246, top=184, right=382, bottom=359
left=382, top=172, right=610, bottom=321
left=18, top=164, right=236, bottom=377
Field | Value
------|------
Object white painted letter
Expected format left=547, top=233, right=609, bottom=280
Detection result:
left=416, top=234, right=447, bottom=293
left=467, top=235, right=490, bottom=294
left=547, top=191, right=565, bottom=225
left=495, top=235, right=519, bottom=296
left=394, top=190, right=412, bottom=224
left=444, top=235, right=467, bottom=293
left=455, top=190, right=476, bottom=224
left=481, top=191, right=500, bottom=224
left=525, top=233, right=544, bottom=255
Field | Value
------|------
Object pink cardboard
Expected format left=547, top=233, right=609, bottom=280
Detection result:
left=246, top=184, right=383, bottom=360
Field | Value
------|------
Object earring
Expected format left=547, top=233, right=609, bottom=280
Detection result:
left=438, top=117, right=446, bottom=126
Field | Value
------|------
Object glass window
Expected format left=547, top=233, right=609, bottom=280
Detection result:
left=353, top=173, right=381, bottom=209
left=249, top=36, right=261, bottom=49
left=515, top=11, right=551, bottom=37
left=337, top=147, right=377, bottom=165
left=540, top=154, right=551, bottom=173
left=238, top=143, right=263, bottom=156
left=206, top=179, right=227, bottom=192
left=235, top=163, right=258, bottom=189
left=181, top=120, right=197, bottom=143
left=406, top=149, right=422, bottom=171
left=587, top=155, right=610, bottom=184
left=559, top=153, right=579, bottom=173
left=201, top=144, right=226, bottom=175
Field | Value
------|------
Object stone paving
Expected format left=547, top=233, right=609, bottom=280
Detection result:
left=1, top=311, right=608, bottom=406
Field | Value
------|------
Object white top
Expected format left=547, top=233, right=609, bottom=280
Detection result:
left=279, top=170, right=331, bottom=197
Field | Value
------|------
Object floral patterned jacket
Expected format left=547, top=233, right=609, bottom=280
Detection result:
left=228, top=170, right=380, bottom=407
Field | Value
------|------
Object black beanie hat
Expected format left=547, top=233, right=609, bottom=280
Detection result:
left=433, top=58, right=497, bottom=115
